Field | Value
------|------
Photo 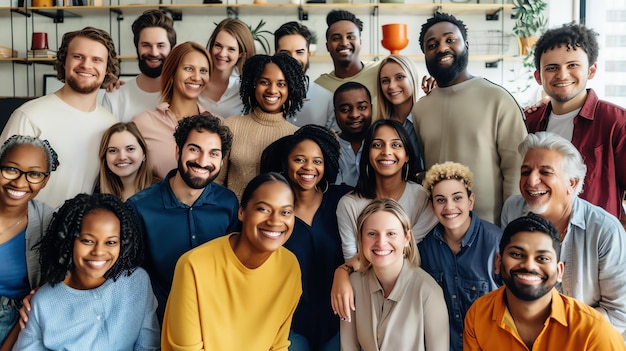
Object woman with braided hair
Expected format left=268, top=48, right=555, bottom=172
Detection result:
left=14, top=193, right=159, bottom=350
left=218, top=53, right=307, bottom=200
left=0, top=135, right=57, bottom=350
left=261, top=125, right=351, bottom=351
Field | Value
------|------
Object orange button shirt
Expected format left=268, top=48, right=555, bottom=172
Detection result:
left=464, top=287, right=625, bottom=351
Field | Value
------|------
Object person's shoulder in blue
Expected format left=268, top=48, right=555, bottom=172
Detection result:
left=418, top=162, right=501, bottom=351
left=126, top=114, right=241, bottom=322
left=14, top=194, right=160, bottom=351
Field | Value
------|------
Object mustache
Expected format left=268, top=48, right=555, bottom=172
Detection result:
left=186, top=161, right=215, bottom=173
left=436, top=51, right=455, bottom=60
left=140, top=54, right=165, bottom=61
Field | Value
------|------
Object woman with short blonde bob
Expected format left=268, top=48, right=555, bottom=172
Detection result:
left=95, top=122, right=155, bottom=201
left=340, top=198, right=448, bottom=351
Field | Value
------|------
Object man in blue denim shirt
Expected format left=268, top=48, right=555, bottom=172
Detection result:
left=418, top=162, right=501, bottom=351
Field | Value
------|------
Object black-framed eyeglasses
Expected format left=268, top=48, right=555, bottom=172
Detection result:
left=0, top=166, right=49, bottom=184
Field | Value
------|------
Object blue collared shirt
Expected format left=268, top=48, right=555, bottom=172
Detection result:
left=418, top=212, right=501, bottom=351
left=127, top=170, right=240, bottom=320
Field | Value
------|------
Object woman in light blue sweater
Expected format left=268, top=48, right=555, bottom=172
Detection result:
left=13, top=193, right=159, bottom=351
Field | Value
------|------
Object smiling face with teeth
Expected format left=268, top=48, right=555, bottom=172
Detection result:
left=430, top=179, right=474, bottom=238
left=379, top=61, right=413, bottom=109
left=176, top=129, right=223, bottom=190
left=0, top=144, right=50, bottom=209
left=520, top=148, right=578, bottom=219
left=68, top=209, right=121, bottom=290
left=334, top=87, right=372, bottom=142
left=369, top=125, right=409, bottom=179
left=105, top=130, right=145, bottom=182
left=326, top=20, right=361, bottom=68
left=360, top=210, right=411, bottom=273
left=422, top=21, right=470, bottom=87
left=210, top=30, right=242, bottom=74
left=64, top=36, right=109, bottom=95
left=496, top=231, right=563, bottom=302
left=235, top=179, right=295, bottom=268
left=254, top=62, right=289, bottom=114
left=534, top=45, right=596, bottom=115
left=136, top=27, right=172, bottom=79
left=174, top=50, right=210, bottom=101
left=286, top=139, right=325, bottom=192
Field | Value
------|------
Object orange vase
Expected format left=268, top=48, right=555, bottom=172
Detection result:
left=381, top=23, right=409, bottom=54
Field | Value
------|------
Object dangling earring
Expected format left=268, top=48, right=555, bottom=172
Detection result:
left=402, top=162, right=409, bottom=182
left=365, top=163, right=370, bottom=178
left=316, top=178, right=329, bottom=194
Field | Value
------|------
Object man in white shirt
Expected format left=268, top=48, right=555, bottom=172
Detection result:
left=102, top=9, right=176, bottom=122
left=0, top=27, right=119, bottom=207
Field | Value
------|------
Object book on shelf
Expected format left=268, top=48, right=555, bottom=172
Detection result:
left=27, top=49, right=57, bottom=58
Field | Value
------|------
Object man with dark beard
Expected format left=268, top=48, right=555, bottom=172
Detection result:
left=501, top=131, right=626, bottom=339
left=464, top=213, right=625, bottom=350
left=102, top=9, right=176, bottom=122
left=127, top=114, right=240, bottom=322
left=0, top=27, right=118, bottom=207
left=412, top=12, right=527, bottom=226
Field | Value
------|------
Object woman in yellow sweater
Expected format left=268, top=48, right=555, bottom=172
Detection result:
left=162, top=172, right=302, bottom=351
left=218, top=54, right=307, bottom=200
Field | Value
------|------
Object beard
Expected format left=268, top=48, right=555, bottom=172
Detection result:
left=502, top=267, right=553, bottom=301
left=66, top=75, right=101, bottom=94
left=138, top=54, right=165, bottom=78
left=178, top=159, right=218, bottom=189
left=527, top=202, right=549, bottom=215
left=425, top=48, right=469, bottom=86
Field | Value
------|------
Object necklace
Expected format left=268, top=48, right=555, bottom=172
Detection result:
left=0, top=211, right=28, bottom=235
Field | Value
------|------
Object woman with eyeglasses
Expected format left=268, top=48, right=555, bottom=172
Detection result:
left=0, top=135, right=58, bottom=350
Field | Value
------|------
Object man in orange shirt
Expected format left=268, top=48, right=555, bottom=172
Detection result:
left=464, top=213, right=625, bottom=351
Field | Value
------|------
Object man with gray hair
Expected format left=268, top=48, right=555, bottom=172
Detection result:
left=501, top=131, right=626, bottom=338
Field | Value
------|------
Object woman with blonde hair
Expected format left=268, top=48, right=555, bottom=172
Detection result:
left=340, top=198, right=448, bottom=351
left=199, top=18, right=256, bottom=118
left=95, top=122, right=155, bottom=201
left=377, top=54, right=425, bottom=173
left=331, top=119, right=438, bottom=323
left=132, top=41, right=211, bottom=179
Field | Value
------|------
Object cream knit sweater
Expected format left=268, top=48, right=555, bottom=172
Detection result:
left=218, top=108, right=299, bottom=200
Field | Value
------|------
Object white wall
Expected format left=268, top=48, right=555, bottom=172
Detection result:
left=0, top=0, right=566, bottom=107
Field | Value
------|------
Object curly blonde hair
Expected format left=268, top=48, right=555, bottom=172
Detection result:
left=423, top=162, right=473, bottom=198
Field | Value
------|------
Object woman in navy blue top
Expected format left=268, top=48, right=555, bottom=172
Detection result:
left=262, top=125, right=351, bottom=351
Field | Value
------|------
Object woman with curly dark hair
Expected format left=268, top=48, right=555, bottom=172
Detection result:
left=0, top=135, right=57, bottom=350
left=14, top=193, right=159, bottom=350
left=218, top=53, right=307, bottom=200
left=261, top=125, right=351, bottom=351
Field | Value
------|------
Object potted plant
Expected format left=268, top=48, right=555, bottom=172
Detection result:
left=309, top=30, right=318, bottom=56
left=247, top=19, right=273, bottom=54
left=512, top=0, right=548, bottom=55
